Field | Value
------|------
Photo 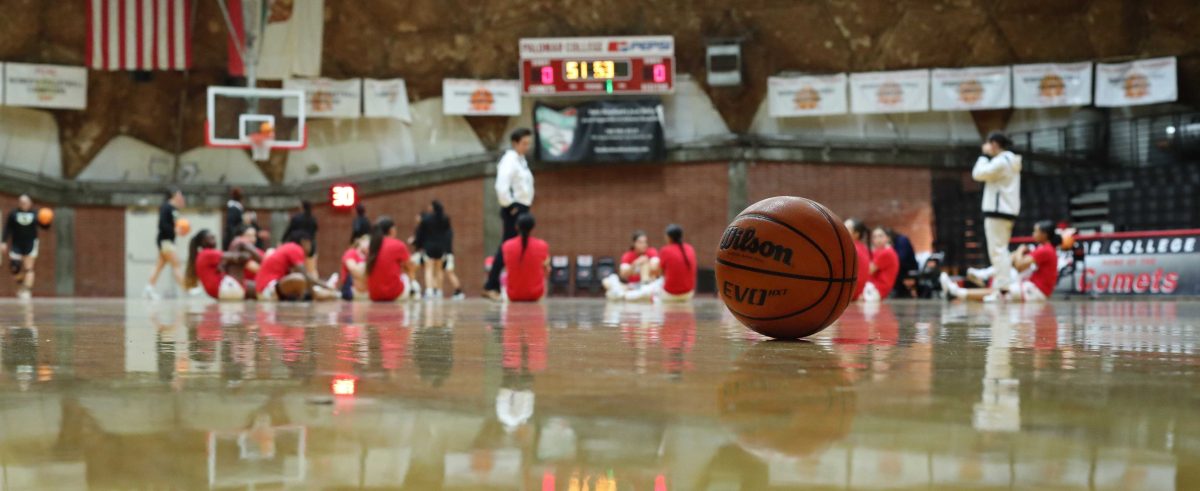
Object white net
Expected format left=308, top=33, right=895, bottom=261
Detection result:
left=249, top=133, right=272, bottom=161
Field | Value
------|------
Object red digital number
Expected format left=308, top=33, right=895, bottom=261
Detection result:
left=652, top=64, right=667, bottom=83
left=540, top=66, right=554, bottom=85
left=330, top=184, right=358, bottom=210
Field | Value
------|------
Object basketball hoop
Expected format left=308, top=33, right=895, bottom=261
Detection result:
left=248, top=132, right=273, bottom=161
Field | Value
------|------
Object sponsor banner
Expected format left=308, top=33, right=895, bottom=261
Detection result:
left=849, top=69, right=929, bottom=114
left=1095, top=57, right=1177, bottom=107
left=767, top=74, right=848, bottom=117
left=284, top=78, right=362, bottom=118
left=363, top=78, right=412, bottom=122
left=1044, top=231, right=1200, bottom=295
left=1012, top=62, right=1093, bottom=108
left=930, top=66, right=1011, bottom=111
left=534, top=99, right=665, bottom=163
left=519, top=36, right=674, bottom=58
left=443, top=79, right=521, bottom=116
left=3, top=62, right=88, bottom=110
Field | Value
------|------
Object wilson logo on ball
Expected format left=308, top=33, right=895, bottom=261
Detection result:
left=720, top=226, right=794, bottom=266
left=722, top=281, right=787, bottom=306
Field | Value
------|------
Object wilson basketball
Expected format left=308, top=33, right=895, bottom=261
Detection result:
left=37, top=208, right=53, bottom=226
left=716, top=196, right=858, bottom=339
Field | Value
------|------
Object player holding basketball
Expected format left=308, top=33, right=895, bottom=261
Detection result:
left=282, top=200, right=320, bottom=277
left=974, top=131, right=1022, bottom=302
left=1, top=195, right=51, bottom=300
left=145, top=188, right=186, bottom=300
left=484, top=128, right=535, bottom=300
left=502, top=213, right=549, bottom=302
left=366, top=216, right=414, bottom=302
left=227, top=224, right=264, bottom=296
left=185, top=229, right=253, bottom=301
left=941, top=220, right=1058, bottom=302
left=339, top=233, right=370, bottom=300
left=256, top=231, right=337, bottom=302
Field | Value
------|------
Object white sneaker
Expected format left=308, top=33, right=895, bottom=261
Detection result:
left=326, top=272, right=340, bottom=289
left=981, top=291, right=1006, bottom=303
left=451, top=291, right=466, bottom=301
left=143, top=285, right=161, bottom=300
left=425, top=288, right=436, bottom=299
left=17, top=289, right=32, bottom=301
left=939, top=273, right=965, bottom=299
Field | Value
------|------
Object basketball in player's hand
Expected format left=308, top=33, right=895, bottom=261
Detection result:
left=37, top=208, right=54, bottom=226
left=176, top=218, right=191, bottom=235
left=716, top=196, right=858, bottom=339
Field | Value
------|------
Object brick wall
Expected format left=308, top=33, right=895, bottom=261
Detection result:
left=532, top=162, right=730, bottom=271
left=74, top=207, right=125, bottom=297
left=746, top=162, right=934, bottom=251
left=0, top=193, right=57, bottom=297
left=311, top=178, right=486, bottom=296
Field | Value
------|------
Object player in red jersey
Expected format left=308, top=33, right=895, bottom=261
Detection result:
left=184, top=229, right=253, bottom=301
left=942, top=220, right=1060, bottom=303
left=844, top=218, right=872, bottom=301
left=365, top=216, right=413, bottom=302
left=256, top=231, right=338, bottom=302
left=862, top=227, right=899, bottom=302
left=501, top=213, right=549, bottom=302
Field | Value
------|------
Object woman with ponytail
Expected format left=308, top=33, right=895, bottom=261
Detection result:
left=941, top=220, right=1060, bottom=302
left=500, top=212, right=549, bottom=302
left=184, top=229, right=249, bottom=301
left=365, top=216, right=412, bottom=302
left=844, top=218, right=872, bottom=301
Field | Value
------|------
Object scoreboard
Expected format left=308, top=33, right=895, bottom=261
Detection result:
left=520, top=36, right=675, bottom=96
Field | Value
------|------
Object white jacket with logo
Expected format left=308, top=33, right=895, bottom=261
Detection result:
left=972, top=150, right=1022, bottom=219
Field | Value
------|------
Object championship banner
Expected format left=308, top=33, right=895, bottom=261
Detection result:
left=1095, top=57, right=1177, bottom=107
left=284, top=78, right=362, bottom=118
left=534, top=100, right=665, bottom=163
left=849, top=69, right=929, bottom=114
left=442, top=79, right=521, bottom=116
left=767, top=74, right=848, bottom=117
left=1012, top=62, right=1093, bottom=108
left=1023, top=230, right=1200, bottom=296
left=930, top=66, right=1011, bottom=111
left=363, top=78, right=412, bottom=122
left=3, top=63, right=88, bottom=110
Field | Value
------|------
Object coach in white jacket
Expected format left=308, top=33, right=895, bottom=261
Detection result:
left=484, top=128, right=536, bottom=299
left=973, top=131, right=1022, bottom=300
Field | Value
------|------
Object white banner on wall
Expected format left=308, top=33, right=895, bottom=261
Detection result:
left=442, top=79, right=521, bottom=116
left=930, top=66, right=1011, bottom=111
left=363, top=78, right=412, bottom=122
left=849, top=69, right=929, bottom=114
left=3, top=62, right=88, bottom=110
left=1012, top=62, right=1093, bottom=108
left=768, top=74, right=848, bottom=117
left=1095, top=57, right=1177, bottom=107
left=284, top=78, right=362, bottom=118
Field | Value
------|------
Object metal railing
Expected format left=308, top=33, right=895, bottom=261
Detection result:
left=1009, top=110, right=1200, bottom=171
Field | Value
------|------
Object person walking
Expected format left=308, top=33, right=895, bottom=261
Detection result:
left=483, top=128, right=535, bottom=300
left=973, top=131, right=1022, bottom=302
left=223, top=187, right=244, bottom=250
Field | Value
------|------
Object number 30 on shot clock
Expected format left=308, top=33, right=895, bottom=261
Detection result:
left=330, top=183, right=358, bottom=210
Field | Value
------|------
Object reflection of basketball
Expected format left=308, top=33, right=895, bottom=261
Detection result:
left=718, top=341, right=855, bottom=457
left=37, top=208, right=53, bottom=226
left=278, top=273, right=308, bottom=300
left=716, top=196, right=857, bottom=339
left=176, top=218, right=191, bottom=235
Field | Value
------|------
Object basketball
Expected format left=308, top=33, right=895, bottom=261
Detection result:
left=37, top=208, right=53, bottom=226
left=716, top=196, right=857, bottom=339
left=1061, top=234, right=1075, bottom=250
left=176, top=218, right=191, bottom=235
left=278, top=273, right=308, bottom=300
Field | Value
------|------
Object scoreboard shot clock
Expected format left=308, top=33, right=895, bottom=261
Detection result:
left=520, top=36, right=675, bottom=96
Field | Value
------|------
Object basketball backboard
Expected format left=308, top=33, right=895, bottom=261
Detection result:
left=207, top=420, right=307, bottom=488
left=206, top=86, right=308, bottom=160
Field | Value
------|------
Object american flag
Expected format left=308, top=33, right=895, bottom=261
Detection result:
left=87, top=0, right=192, bottom=71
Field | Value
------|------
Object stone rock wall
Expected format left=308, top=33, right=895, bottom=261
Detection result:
left=1, top=0, right=1197, bottom=181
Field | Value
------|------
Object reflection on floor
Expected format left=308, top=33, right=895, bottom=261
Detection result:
left=0, top=299, right=1197, bottom=489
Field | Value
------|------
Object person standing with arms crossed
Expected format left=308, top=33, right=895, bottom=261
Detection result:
left=484, top=128, right=535, bottom=301
left=973, top=131, right=1022, bottom=302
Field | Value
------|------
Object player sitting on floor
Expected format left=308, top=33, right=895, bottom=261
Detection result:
left=339, top=233, right=370, bottom=300
left=861, top=226, right=900, bottom=302
left=605, top=224, right=696, bottom=303
left=620, top=230, right=659, bottom=285
left=255, top=231, right=338, bottom=302
left=941, top=220, right=1060, bottom=303
left=185, top=229, right=254, bottom=301
left=502, top=213, right=549, bottom=302
left=366, top=216, right=414, bottom=302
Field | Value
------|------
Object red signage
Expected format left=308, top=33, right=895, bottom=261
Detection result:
left=330, top=183, right=358, bottom=210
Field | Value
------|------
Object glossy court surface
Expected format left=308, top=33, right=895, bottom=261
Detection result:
left=0, top=298, right=1196, bottom=490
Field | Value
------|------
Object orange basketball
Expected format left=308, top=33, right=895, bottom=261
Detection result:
left=176, top=218, right=191, bottom=235
left=1061, top=234, right=1075, bottom=250
left=716, top=196, right=857, bottom=339
left=37, top=208, right=53, bottom=226
left=278, top=273, right=308, bottom=300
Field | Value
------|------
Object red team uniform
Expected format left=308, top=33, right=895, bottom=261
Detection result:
left=658, top=243, right=697, bottom=295
left=366, top=237, right=411, bottom=301
left=256, top=242, right=306, bottom=296
left=502, top=236, right=549, bottom=302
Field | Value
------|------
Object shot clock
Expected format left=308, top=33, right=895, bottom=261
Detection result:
left=520, top=36, right=675, bottom=96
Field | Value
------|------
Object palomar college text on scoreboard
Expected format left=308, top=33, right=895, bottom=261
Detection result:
left=519, top=36, right=675, bottom=96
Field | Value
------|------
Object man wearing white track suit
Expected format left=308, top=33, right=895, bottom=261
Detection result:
left=973, top=131, right=1022, bottom=301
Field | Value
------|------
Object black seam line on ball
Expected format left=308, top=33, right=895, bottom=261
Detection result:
left=716, top=258, right=858, bottom=283
left=808, top=199, right=851, bottom=326
left=736, top=212, right=833, bottom=276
